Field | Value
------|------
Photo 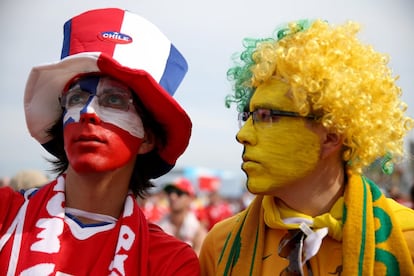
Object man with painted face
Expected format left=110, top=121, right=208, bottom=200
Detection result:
left=0, top=8, right=200, bottom=275
left=199, top=19, right=414, bottom=275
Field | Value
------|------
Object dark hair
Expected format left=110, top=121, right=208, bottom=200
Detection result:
left=46, top=91, right=167, bottom=198
left=410, top=184, right=414, bottom=203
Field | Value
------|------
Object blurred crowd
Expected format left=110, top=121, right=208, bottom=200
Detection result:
left=0, top=169, right=49, bottom=191
left=137, top=176, right=254, bottom=255
left=387, top=185, right=414, bottom=209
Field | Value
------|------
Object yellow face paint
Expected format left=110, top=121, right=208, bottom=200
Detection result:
left=237, top=79, right=321, bottom=194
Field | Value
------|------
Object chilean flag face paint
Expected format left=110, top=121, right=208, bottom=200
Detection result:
left=63, top=75, right=145, bottom=173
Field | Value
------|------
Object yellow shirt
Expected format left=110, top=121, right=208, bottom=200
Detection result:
left=199, top=198, right=414, bottom=276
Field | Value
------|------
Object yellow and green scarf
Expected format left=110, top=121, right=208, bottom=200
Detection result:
left=216, top=174, right=414, bottom=275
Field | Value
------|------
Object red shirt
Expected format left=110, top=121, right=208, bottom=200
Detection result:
left=202, top=202, right=233, bottom=230
left=0, top=183, right=200, bottom=275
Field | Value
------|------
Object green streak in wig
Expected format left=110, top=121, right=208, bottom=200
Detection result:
left=225, top=19, right=315, bottom=112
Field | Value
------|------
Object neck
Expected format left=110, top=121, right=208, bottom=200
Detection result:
left=64, top=164, right=134, bottom=220
left=272, top=161, right=346, bottom=217
left=170, top=209, right=188, bottom=227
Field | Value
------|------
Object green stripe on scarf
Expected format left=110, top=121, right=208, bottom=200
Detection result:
left=249, top=226, right=260, bottom=275
left=358, top=177, right=368, bottom=275
left=342, top=174, right=414, bottom=275
left=221, top=209, right=249, bottom=275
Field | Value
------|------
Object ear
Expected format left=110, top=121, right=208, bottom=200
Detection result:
left=138, top=131, right=156, bottom=154
left=320, top=131, right=344, bottom=160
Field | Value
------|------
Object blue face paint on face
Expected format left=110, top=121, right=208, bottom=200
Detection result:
left=62, top=76, right=101, bottom=127
left=77, top=76, right=100, bottom=114
left=77, top=75, right=100, bottom=93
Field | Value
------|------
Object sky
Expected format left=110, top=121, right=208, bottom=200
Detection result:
left=1, top=0, right=413, bottom=193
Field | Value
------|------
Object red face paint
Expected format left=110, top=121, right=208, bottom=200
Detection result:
left=62, top=75, right=146, bottom=173
left=64, top=121, right=143, bottom=173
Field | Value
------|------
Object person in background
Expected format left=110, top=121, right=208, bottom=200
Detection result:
left=158, top=178, right=207, bottom=256
left=200, top=19, right=414, bottom=275
left=0, top=8, right=200, bottom=275
left=137, top=190, right=169, bottom=224
left=388, top=185, right=412, bottom=208
left=9, top=169, right=49, bottom=191
left=198, top=177, right=233, bottom=230
left=0, top=177, right=10, bottom=188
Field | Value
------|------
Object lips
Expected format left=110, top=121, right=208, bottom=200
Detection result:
left=65, top=123, right=108, bottom=144
left=242, top=154, right=256, bottom=163
left=76, top=134, right=105, bottom=143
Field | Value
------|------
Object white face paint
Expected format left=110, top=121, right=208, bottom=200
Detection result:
left=62, top=76, right=145, bottom=139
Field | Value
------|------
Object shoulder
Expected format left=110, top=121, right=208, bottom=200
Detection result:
left=203, top=211, right=243, bottom=250
left=207, top=212, right=241, bottom=238
left=0, top=181, right=56, bottom=233
left=199, top=211, right=245, bottom=275
left=387, top=198, right=414, bottom=262
left=0, top=186, right=25, bottom=233
left=147, top=223, right=200, bottom=275
left=0, top=185, right=22, bottom=198
left=386, top=198, right=414, bottom=230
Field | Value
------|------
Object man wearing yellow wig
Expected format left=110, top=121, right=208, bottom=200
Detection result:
left=199, top=19, right=414, bottom=275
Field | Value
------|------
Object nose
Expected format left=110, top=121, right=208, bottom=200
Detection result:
left=79, top=112, right=102, bottom=124
left=236, top=119, right=256, bottom=145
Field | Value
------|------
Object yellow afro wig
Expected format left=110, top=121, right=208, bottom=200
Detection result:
left=226, top=19, right=413, bottom=173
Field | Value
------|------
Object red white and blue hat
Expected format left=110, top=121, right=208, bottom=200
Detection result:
left=24, top=8, right=191, bottom=177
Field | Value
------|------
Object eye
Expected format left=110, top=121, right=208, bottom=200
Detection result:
left=65, top=90, right=90, bottom=107
left=255, top=109, right=273, bottom=123
left=100, top=90, right=131, bottom=110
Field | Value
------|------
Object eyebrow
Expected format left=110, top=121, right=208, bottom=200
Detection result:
left=250, top=103, right=283, bottom=111
left=100, top=87, right=131, bottom=94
